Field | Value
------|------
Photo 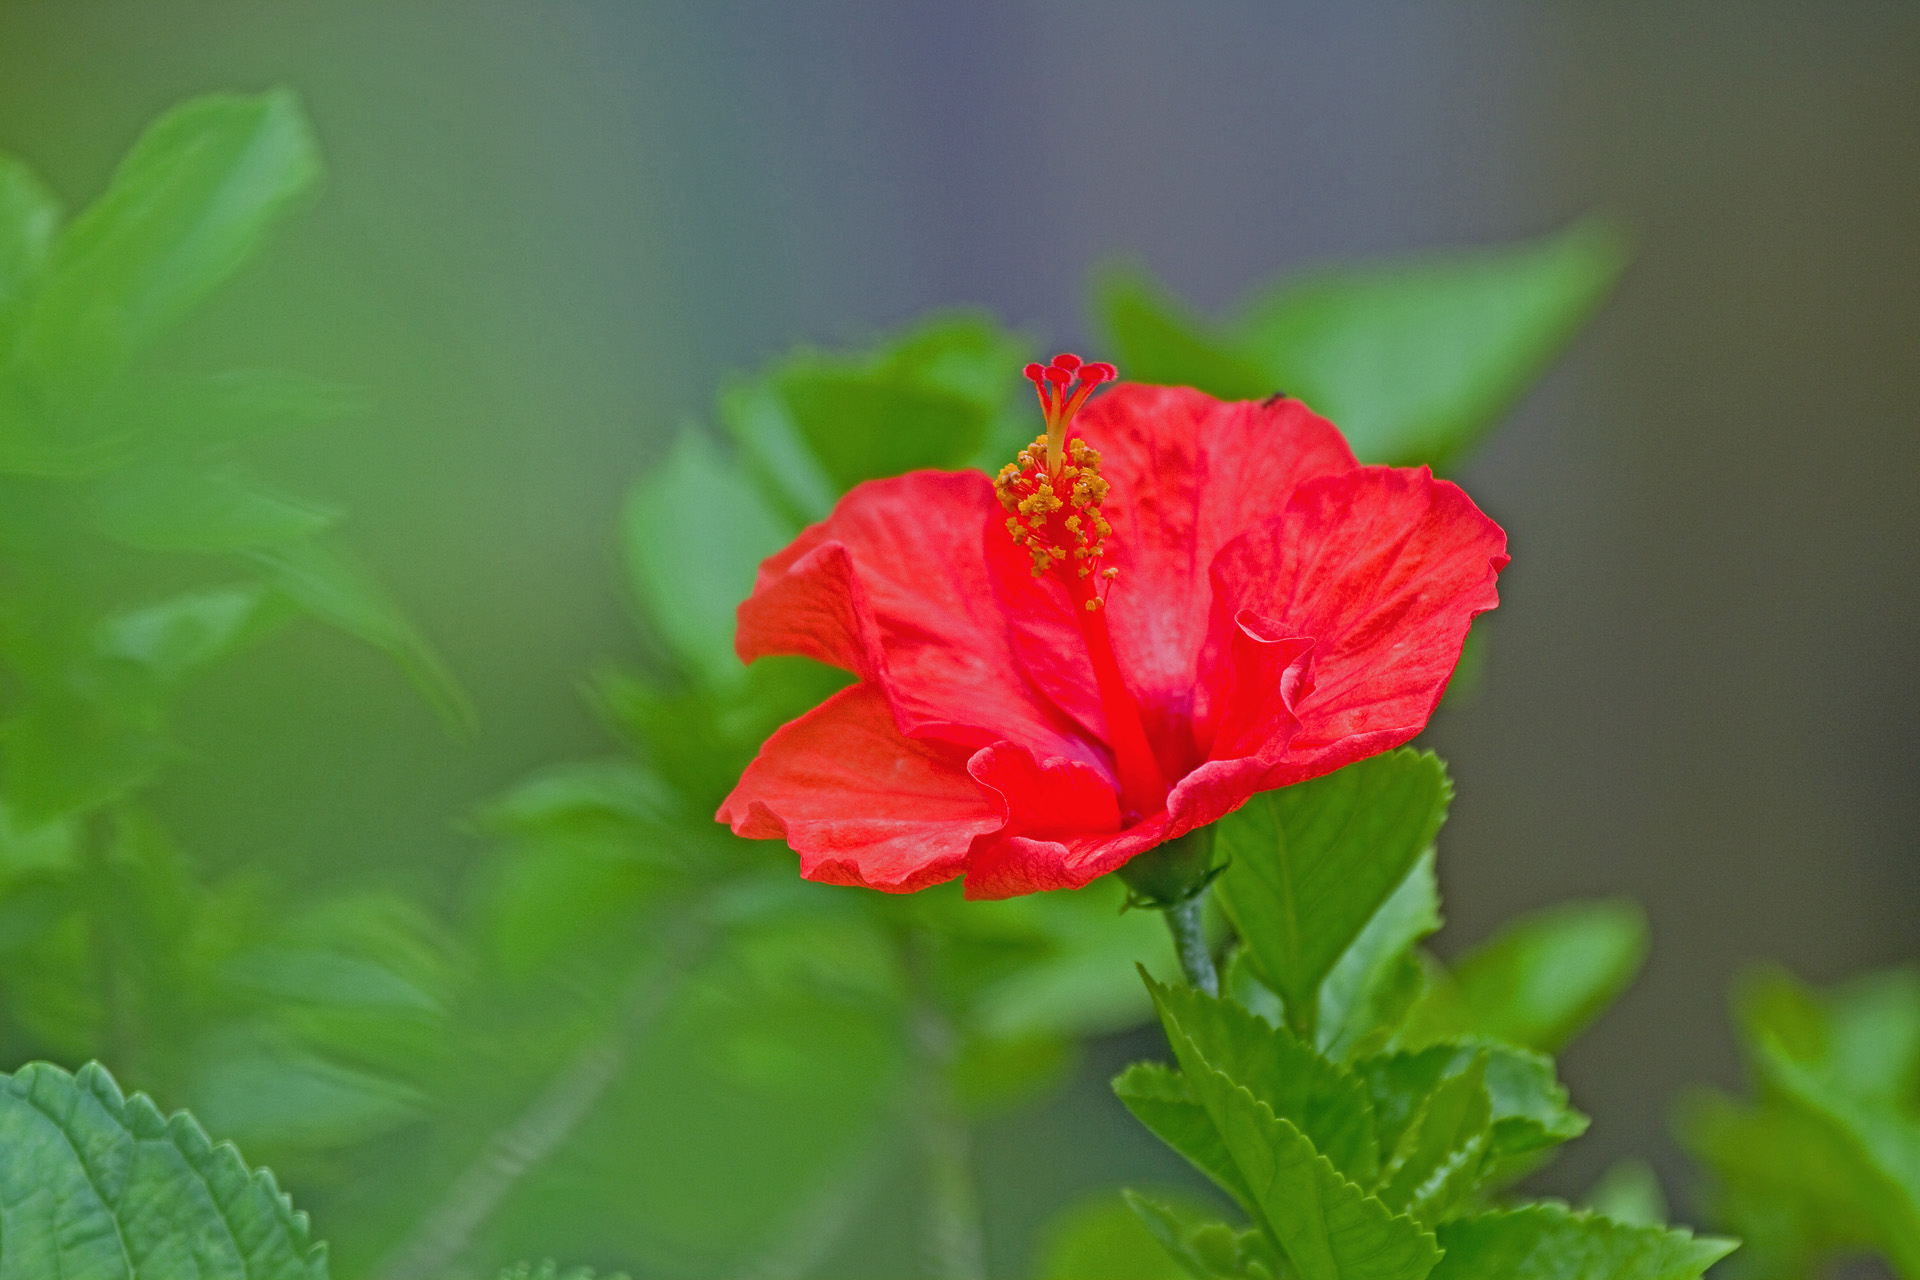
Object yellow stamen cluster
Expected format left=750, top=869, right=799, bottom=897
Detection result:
left=994, top=434, right=1116, bottom=608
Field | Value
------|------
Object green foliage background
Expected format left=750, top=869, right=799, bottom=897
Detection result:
left=1, top=9, right=1915, bottom=1279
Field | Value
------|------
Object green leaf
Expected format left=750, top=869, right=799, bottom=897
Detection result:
left=187, top=1037, right=427, bottom=1151
left=1094, top=266, right=1275, bottom=401
left=248, top=539, right=472, bottom=731
left=1402, top=899, right=1648, bottom=1054
left=1429, top=1204, right=1734, bottom=1280
left=734, top=311, right=1027, bottom=497
left=1092, top=221, right=1626, bottom=469
left=1316, top=850, right=1442, bottom=1061
left=1114, top=1062, right=1255, bottom=1211
left=498, top=1266, right=630, bottom=1280
left=1121, top=1192, right=1280, bottom=1280
left=0, top=153, right=60, bottom=341
left=0, top=685, right=169, bottom=822
left=1033, top=1191, right=1216, bottom=1280
left=0, top=1059, right=329, bottom=1279
left=1214, top=750, right=1450, bottom=1038
left=1235, top=219, right=1627, bottom=467
left=18, top=89, right=322, bottom=393
left=1195, top=1066, right=1439, bottom=1280
left=622, top=428, right=790, bottom=687
left=92, top=464, right=339, bottom=552
left=1146, top=971, right=1380, bottom=1184
left=1584, top=1159, right=1669, bottom=1228
left=1373, top=1052, right=1491, bottom=1222
left=1358, top=1042, right=1587, bottom=1171
left=93, top=583, right=283, bottom=687
left=141, top=369, right=371, bottom=452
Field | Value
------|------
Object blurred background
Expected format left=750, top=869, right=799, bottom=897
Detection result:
left=1, top=2, right=1915, bottom=1275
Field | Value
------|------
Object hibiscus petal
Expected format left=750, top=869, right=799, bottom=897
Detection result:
left=962, top=820, right=1172, bottom=900
left=717, top=684, right=1000, bottom=892
left=1058, top=386, right=1357, bottom=727
left=1207, top=464, right=1508, bottom=785
left=736, top=470, right=1101, bottom=767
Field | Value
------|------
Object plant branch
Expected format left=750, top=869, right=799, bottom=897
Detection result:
left=1162, top=892, right=1218, bottom=995
left=372, top=918, right=702, bottom=1280
left=902, top=930, right=987, bottom=1280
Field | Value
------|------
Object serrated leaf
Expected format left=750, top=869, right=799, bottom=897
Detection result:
left=1373, top=1052, right=1490, bottom=1222
left=1147, top=971, right=1380, bottom=1184
left=1429, top=1204, right=1734, bottom=1280
left=623, top=428, right=789, bottom=688
left=1358, top=1042, right=1586, bottom=1170
left=1121, top=1191, right=1279, bottom=1280
left=1115, top=1062, right=1255, bottom=1210
left=248, top=539, right=472, bottom=731
left=1197, top=1066, right=1440, bottom=1280
left=0, top=1059, right=329, bottom=1279
left=1215, top=750, right=1450, bottom=1038
left=1235, top=219, right=1627, bottom=467
left=1317, top=850, right=1442, bottom=1061
left=18, top=89, right=321, bottom=394
left=92, top=464, right=338, bottom=552
left=1402, top=899, right=1648, bottom=1054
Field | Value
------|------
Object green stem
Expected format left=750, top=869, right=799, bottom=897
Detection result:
left=1162, top=893, right=1218, bottom=996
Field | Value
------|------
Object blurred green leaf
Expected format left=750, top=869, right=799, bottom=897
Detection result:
left=0, top=1059, right=330, bottom=1278
left=1095, top=219, right=1626, bottom=468
left=623, top=428, right=789, bottom=688
left=143, top=368, right=371, bottom=452
left=1236, top=219, right=1627, bottom=466
left=1585, top=1159, right=1669, bottom=1228
left=189, top=1033, right=429, bottom=1152
left=1146, top=972, right=1379, bottom=1185
left=1403, top=899, right=1648, bottom=1054
left=498, top=1265, right=630, bottom=1280
left=92, top=463, right=339, bottom=551
left=1373, top=1051, right=1490, bottom=1222
left=1429, top=1204, right=1734, bottom=1280
left=17, top=89, right=321, bottom=394
left=1214, top=750, right=1450, bottom=1038
left=1679, top=964, right=1920, bottom=1278
left=249, top=539, right=472, bottom=732
left=1094, top=267, right=1274, bottom=401
left=94, top=583, right=283, bottom=687
left=0, top=153, right=60, bottom=343
left=1120, top=1191, right=1278, bottom=1280
left=958, top=876, right=1180, bottom=1042
left=0, top=684, right=169, bottom=822
left=732, top=311, right=1027, bottom=498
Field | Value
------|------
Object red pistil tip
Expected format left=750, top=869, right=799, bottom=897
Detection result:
left=1023, top=362, right=1047, bottom=382
left=1050, top=352, right=1082, bottom=372
left=1079, top=362, right=1117, bottom=384
left=1043, top=365, right=1073, bottom=384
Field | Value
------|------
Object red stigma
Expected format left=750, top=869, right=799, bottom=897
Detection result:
left=1021, top=353, right=1119, bottom=473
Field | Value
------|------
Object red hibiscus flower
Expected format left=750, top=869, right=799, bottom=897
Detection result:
left=718, top=356, right=1508, bottom=899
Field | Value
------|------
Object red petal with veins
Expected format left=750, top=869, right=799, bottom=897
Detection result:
left=1204, top=465, right=1509, bottom=785
left=717, top=684, right=1000, bottom=892
left=1074, top=386, right=1357, bottom=732
left=737, top=469, right=1103, bottom=771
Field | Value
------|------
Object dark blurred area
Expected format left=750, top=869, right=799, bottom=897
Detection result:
left=2, top=0, right=1915, bottom=1266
